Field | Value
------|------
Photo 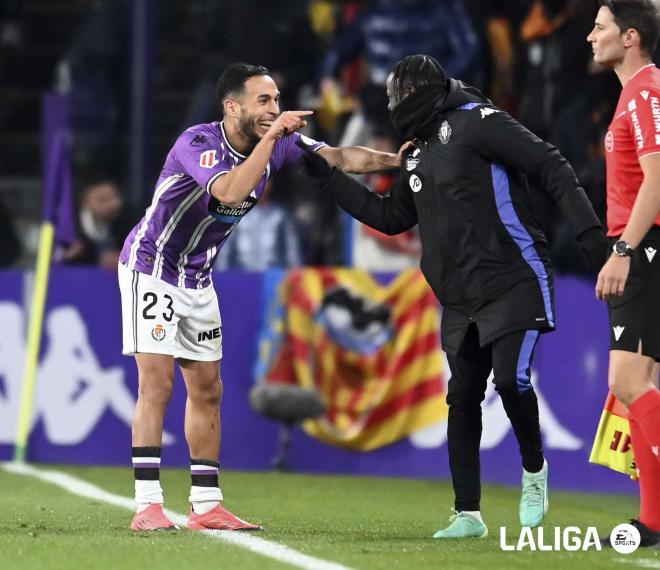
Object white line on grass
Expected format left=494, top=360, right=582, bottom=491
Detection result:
left=2, top=462, right=355, bottom=570
left=618, top=560, right=660, bottom=569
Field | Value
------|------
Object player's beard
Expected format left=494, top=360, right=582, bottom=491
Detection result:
left=238, top=112, right=262, bottom=148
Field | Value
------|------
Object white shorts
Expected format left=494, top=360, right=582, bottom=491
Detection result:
left=118, top=263, right=222, bottom=361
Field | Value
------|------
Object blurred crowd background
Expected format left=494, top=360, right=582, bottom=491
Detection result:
left=2, top=0, right=659, bottom=275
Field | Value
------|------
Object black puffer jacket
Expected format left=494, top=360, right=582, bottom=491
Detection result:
left=322, top=80, right=602, bottom=341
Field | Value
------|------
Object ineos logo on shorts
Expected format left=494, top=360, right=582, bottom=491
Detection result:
left=409, top=174, right=422, bottom=192
left=198, top=327, right=221, bottom=342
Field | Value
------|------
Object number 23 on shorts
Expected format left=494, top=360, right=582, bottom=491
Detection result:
left=142, top=291, right=175, bottom=322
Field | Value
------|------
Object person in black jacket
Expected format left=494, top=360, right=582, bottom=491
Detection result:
left=298, top=54, right=610, bottom=539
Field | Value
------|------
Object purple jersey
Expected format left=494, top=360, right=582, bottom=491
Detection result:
left=120, top=121, right=326, bottom=288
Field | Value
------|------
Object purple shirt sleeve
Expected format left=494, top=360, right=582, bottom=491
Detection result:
left=274, top=132, right=327, bottom=169
left=173, top=129, right=233, bottom=194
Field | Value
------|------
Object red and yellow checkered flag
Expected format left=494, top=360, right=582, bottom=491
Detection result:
left=589, top=391, right=637, bottom=480
left=261, top=268, right=447, bottom=451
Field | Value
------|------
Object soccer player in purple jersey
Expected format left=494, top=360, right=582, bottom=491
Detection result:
left=118, top=63, right=402, bottom=531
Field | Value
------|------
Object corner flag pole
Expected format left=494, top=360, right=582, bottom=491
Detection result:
left=13, top=221, right=55, bottom=462
left=13, top=91, right=74, bottom=463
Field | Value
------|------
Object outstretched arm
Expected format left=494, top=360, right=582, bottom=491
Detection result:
left=211, top=111, right=312, bottom=206
left=317, top=145, right=399, bottom=174
left=298, top=141, right=416, bottom=234
left=326, top=169, right=418, bottom=235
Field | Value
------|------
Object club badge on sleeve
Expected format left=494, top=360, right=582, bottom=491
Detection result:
left=199, top=150, right=220, bottom=168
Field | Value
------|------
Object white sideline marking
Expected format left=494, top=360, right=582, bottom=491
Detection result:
left=2, top=462, right=355, bottom=570
left=619, top=561, right=660, bottom=569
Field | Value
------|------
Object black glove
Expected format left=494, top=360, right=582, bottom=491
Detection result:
left=296, top=140, right=334, bottom=181
left=577, top=227, right=610, bottom=272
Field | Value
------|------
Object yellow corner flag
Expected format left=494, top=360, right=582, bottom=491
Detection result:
left=589, top=391, right=637, bottom=480
left=13, top=223, right=55, bottom=462
left=14, top=93, right=76, bottom=462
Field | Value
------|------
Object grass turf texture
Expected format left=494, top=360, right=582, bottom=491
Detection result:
left=0, top=465, right=657, bottom=570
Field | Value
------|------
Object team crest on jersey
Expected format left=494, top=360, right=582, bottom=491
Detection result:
left=438, top=121, right=452, bottom=144
left=151, top=324, right=166, bottom=341
left=199, top=150, right=219, bottom=168
left=605, top=131, right=614, bottom=153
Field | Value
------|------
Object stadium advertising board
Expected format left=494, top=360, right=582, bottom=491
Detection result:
left=0, top=267, right=637, bottom=494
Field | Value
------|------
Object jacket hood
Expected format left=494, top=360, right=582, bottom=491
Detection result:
left=389, top=78, right=491, bottom=140
left=436, top=78, right=491, bottom=113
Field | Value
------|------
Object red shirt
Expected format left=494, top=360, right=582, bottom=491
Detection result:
left=605, top=64, right=660, bottom=236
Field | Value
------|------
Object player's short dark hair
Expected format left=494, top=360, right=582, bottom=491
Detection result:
left=600, top=0, right=660, bottom=57
left=390, top=54, right=448, bottom=103
left=215, top=63, right=270, bottom=115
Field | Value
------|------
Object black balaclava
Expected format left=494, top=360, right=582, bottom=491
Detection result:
left=388, top=54, right=449, bottom=140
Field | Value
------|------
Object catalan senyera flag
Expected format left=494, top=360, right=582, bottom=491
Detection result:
left=258, top=267, right=447, bottom=451
left=589, top=391, right=637, bottom=480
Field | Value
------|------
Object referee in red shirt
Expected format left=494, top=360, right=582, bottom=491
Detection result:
left=588, top=0, right=660, bottom=547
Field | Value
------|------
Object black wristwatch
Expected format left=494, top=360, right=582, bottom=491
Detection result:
left=613, top=239, right=634, bottom=257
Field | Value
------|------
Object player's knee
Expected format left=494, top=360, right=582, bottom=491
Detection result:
left=208, top=378, right=223, bottom=406
left=608, top=372, right=648, bottom=406
left=609, top=351, right=657, bottom=405
left=609, top=360, right=632, bottom=404
left=137, top=378, right=174, bottom=407
left=609, top=380, right=634, bottom=405
left=446, top=385, right=485, bottom=408
left=191, top=378, right=223, bottom=407
left=492, top=375, right=521, bottom=394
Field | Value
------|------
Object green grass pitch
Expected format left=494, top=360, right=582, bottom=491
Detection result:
left=0, top=465, right=657, bottom=570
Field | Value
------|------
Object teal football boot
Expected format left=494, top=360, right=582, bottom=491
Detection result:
left=433, top=510, right=488, bottom=539
left=520, top=459, right=548, bottom=527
